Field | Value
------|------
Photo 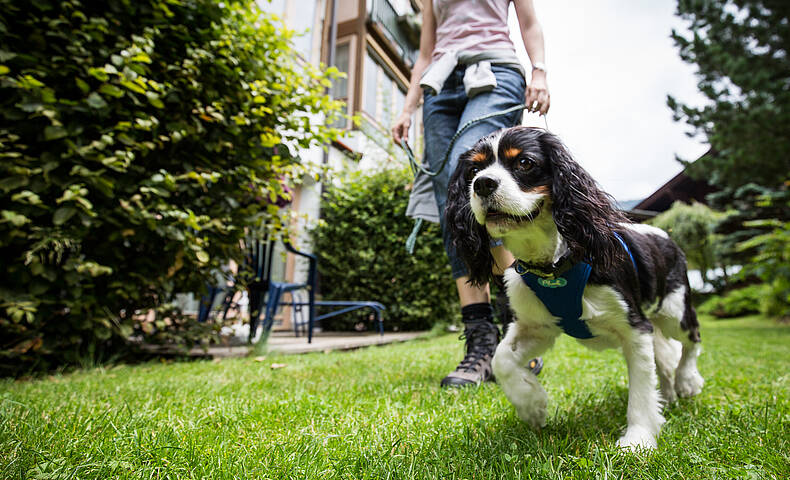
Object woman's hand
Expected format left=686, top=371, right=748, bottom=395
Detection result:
left=391, top=111, right=413, bottom=145
left=525, top=70, right=550, bottom=116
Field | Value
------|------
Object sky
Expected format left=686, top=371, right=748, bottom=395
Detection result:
left=507, top=0, right=710, bottom=202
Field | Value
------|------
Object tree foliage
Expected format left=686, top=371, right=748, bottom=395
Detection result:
left=649, top=201, right=727, bottom=287
left=311, top=167, right=458, bottom=332
left=669, top=1, right=790, bottom=316
left=669, top=0, right=790, bottom=189
left=706, top=183, right=787, bottom=266
left=736, top=190, right=790, bottom=319
left=0, top=0, right=342, bottom=374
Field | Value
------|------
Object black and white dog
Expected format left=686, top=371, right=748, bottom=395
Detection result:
left=446, top=126, right=704, bottom=450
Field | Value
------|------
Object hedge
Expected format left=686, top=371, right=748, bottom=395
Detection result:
left=0, top=0, right=341, bottom=374
left=311, top=167, right=458, bottom=332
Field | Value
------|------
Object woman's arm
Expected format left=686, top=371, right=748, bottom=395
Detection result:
left=391, top=2, right=437, bottom=144
left=514, top=0, right=550, bottom=115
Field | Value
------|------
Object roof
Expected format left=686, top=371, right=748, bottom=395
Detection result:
left=623, top=149, right=718, bottom=221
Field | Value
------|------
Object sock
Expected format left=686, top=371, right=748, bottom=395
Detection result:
left=461, top=303, right=494, bottom=323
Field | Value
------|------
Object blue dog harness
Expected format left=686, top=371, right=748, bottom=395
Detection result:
left=514, top=232, right=637, bottom=339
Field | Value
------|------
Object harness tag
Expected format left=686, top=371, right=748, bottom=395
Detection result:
left=537, top=277, right=567, bottom=288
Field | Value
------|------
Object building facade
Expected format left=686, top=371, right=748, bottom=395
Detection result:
left=256, top=0, right=423, bottom=330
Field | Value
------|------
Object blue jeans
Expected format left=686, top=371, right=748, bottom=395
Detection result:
left=423, top=64, right=526, bottom=279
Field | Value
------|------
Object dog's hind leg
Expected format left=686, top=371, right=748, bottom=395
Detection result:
left=652, top=327, right=681, bottom=405
left=675, top=341, right=704, bottom=398
left=653, top=285, right=704, bottom=399
left=618, top=330, right=665, bottom=451
left=492, top=322, right=555, bottom=429
left=677, top=288, right=704, bottom=398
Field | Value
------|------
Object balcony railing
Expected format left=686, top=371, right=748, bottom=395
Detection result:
left=368, top=0, right=420, bottom=67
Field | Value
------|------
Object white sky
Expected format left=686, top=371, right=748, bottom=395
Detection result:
left=508, top=0, right=710, bottom=201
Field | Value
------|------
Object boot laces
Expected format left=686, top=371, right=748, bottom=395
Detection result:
left=456, top=322, right=497, bottom=372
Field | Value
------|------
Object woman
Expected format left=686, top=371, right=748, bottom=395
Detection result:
left=391, top=0, right=550, bottom=387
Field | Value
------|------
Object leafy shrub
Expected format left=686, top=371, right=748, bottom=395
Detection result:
left=0, top=0, right=341, bottom=374
left=737, top=189, right=790, bottom=320
left=697, top=284, right=766, bottom=319
left=311, top=167, right=458, bottom=331
left=649, top=201, right=728, bottom=289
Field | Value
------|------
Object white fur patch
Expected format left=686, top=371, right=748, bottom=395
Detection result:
left=652, top=286, right=686, bottom=339
left=624, top=222, right=669, bottom=239
left=617, top=332, right=665, bottom=451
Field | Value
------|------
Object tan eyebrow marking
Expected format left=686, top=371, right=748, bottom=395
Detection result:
left=470, top=152, right=487, bottom=163
left=523, top=185, right=550, bottom=196
left=504, top=147, right=522, bottom=159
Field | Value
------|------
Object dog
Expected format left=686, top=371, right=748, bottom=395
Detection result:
left=445, top=126, right=704, bottom=450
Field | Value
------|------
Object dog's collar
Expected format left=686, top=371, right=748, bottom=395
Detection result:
left=512, top=232, right=638, bottom=279
left=512, top=251, right=575, bottom=279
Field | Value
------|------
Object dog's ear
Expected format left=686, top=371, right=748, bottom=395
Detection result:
left=445, top=153, right=493, bottom=286
left=541, top=132, right=627, bottom=271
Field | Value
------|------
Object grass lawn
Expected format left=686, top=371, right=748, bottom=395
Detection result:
left=1, top=315, right=788, bottom=479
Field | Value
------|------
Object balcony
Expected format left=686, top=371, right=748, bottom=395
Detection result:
left=367, top=0, right=420, bottom=67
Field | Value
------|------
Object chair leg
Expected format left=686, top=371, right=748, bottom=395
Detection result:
left=307, top=288, right=316, bottom=344
left=262, top=286, right=283, bottom=335
left=219, top=289, right=235, bottom=322
left=291, top=291, right=304, bottom=338
left=247, top=288, right=261, bottom=343
left=197, top=285, right=221, bottom=323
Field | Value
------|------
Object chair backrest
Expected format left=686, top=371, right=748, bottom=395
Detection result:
left=246, top=237, right=277, bottom=286
left=282, top=240, right=317, bottom=288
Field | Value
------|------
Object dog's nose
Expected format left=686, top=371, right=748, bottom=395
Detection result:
left=473, top=176, right=499, bottom=197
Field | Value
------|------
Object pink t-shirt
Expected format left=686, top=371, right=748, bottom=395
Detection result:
left=432, top=0, right=515, bottom=61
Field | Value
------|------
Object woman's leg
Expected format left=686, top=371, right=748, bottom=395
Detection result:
left=439, top=66, right=529, bottom=387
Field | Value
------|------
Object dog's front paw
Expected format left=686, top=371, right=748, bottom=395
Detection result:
left=660, top=385, right=678, bottom=405
left=514, top=399, right=547, bottom=429
left=675, top=369, right=704, bottom=398
left=616, top=425, right=657, bottom=452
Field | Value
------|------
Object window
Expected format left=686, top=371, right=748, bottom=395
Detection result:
left=363, top=50, right=406, bottom=130
left=289, top=1, right=316, bottom=61
left=256, top=0, right=316, bottom=62
left=331, top=42, right=351, bottom=127
left=364, top=54, right=379, bottom=118
left=332, top=43, right=350, bottom=100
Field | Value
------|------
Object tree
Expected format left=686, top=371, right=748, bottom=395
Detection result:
left=669, top=1, right=790, bottom=316
left=0, top=0, right=342, bottom=374
left=668, top=0, right=790, bottom=191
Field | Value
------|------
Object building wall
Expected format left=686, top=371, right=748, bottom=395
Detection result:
left=255, top=0, right=421, bottom=330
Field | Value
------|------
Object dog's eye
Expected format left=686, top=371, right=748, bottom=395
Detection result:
left=518, top=156, right=535, bottom=170
left=467, top=166, right=480, bottom=179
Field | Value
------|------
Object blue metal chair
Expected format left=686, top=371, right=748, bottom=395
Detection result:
left=248, top=240, right=385, bottom=343
left=197, top=238, right=275, bottom=328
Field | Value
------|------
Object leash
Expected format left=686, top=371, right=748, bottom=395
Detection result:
left=400, top=105, right=549, bottom=253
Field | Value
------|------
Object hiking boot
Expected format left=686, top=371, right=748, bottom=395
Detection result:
left=440, top=319, right=499, bottom=387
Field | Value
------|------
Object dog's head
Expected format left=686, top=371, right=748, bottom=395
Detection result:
left=446, top=126, right=628, bottom=285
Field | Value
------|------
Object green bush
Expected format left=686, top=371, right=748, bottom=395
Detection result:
left=0, top=0, right=341, bottom=374
left=737, top=191, right=790, bottom=320
left=311, top=167, right=457, bottom=331
left=698, top=284, right=766, bottom=319
left=649, top=201, right=728, bottom=289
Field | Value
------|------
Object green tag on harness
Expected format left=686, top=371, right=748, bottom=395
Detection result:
left=537, top=277, right=568, bottom=288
